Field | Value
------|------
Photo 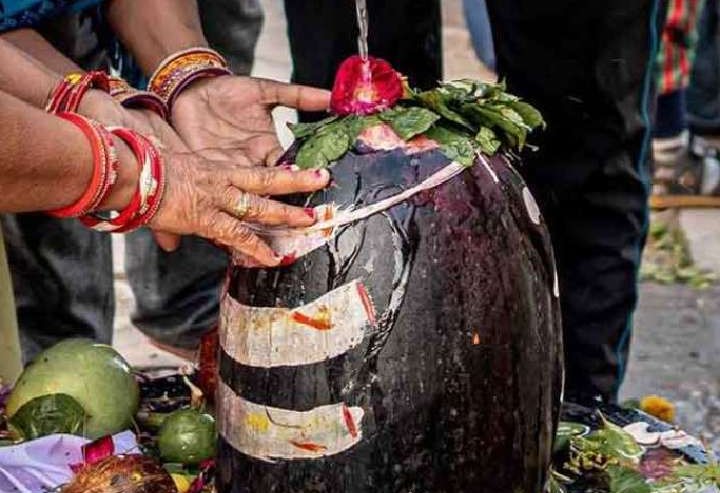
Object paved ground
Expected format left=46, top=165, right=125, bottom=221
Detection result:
left=113, top=0, right=720, bottom=448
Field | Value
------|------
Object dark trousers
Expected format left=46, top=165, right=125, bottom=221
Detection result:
left=487, top=0, right=665, bottom=402
left=285, top=0, right=664, bottom=402
left=688, top=0, right=720, bottom=133
left=283, top=0, right=443, bottom=94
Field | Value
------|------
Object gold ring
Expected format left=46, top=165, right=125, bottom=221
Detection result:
left=234, top=192, right=252, bottom=219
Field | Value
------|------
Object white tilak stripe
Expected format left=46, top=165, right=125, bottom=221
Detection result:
left=231, top=161, right=466, bottom=267
left=220, top=279, right=375, bottom=368
left=218, top=382, right=364, bottom=462
left=231, top=204, right=337, bottom=268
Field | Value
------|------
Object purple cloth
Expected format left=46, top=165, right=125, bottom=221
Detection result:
left=0, top=431, right=138, bottom=493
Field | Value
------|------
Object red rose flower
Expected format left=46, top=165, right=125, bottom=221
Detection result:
left=330, top=55, right=404, bottom=115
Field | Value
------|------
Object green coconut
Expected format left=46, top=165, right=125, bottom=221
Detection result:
left=6, top=339, right=139, bottom=438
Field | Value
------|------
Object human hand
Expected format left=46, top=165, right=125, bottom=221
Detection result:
left=171, top=76, right=330, bottom=165
left=149, top=152, right=330, bottom=266
left=78, top=89, right=188, bottom=250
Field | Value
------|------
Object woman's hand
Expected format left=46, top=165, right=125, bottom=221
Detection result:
left=171, top=76, right=330, bottom=165
left=150, top=152, right=330, bottom=266
left=78, top=89, right=186, bottom=152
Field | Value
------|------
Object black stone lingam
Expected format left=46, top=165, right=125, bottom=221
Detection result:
left=216, top=143, right=563, bottom=493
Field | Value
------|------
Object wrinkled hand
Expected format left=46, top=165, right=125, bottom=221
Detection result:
left=171, top=76, right=330, bottom=165
left=78, top=89, right=186, bottom=152
left=150, top=152, right=330, bottom=266
left=78, top=89, right=190, bottom=250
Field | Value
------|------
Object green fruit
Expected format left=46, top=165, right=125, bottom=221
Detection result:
left=9, top=393, right=86, bottom=440
left=6, top=339, right=139, bottom=438
left=157, top=408, right=216, bottom=465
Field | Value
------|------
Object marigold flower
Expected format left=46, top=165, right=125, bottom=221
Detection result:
left=640, top=394, right=676, bottom=423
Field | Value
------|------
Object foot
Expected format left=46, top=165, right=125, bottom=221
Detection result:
left=651, top=132, right=720, bottom=208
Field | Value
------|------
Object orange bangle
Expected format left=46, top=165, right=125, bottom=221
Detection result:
left=108, top=76, right=169, bottom=120
left=148, top=47, right=231, bottom=115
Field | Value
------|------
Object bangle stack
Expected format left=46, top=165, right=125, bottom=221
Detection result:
left=48, top=114, right=164, bottom=231
left=45, top=71, right=110, bottom=114
left=49, top=112, right=119, bottom=218
left=108, top=76, right=168, bottom=120
left=46, top=70, right=169, bottom=119
left=80, top=128, right=165, bottom=233
left=148, top=47, right=231, bottom=115
left=46, top=71, right=167, bottom=230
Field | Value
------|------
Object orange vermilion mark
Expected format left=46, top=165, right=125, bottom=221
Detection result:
left=291, top=305, right=332, bottom=331
left=289, top=441, right=328, bottom=453
left=322, top=207, right=335, bottom=237
left=356, top=282, right=376, bottom=324
left=472, top=332, right=481, bottom=345
left=342, top=405, right=358, bottom=438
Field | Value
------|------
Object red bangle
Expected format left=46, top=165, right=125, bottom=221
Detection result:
left=48, top=113, right=117, bottom=218
left=108, top=76, right=169, bottom=120
left=80, top=128, right=165, bottom=232
left=46, top=71, right=111, bottom=114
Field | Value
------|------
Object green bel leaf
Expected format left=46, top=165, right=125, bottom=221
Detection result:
left=475, top=127, right=502, bottom=156
left=342, top=114, right=382, bottom=141
left=462, top=104, right=527, bottom=148
left=9, top=393, right=86, bottom=440
left=288, top=115, right=339, bottom=139
left=506, top=100, right=546, bottom=129
left=424, top=125, right=476, bottom=167
left=379, top=107, right=441, bottom=140
left=295, top=125, right=351, bottom=169
left=416, top=90, right=476, bottom=131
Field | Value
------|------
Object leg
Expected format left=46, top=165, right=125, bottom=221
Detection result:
left=462, top=0, right=496, bottom=70
left=197, top=0, right=264, bottom=75
left=487, top=0, right=666, bottom=402
left=124, top=230, right=227, bottom=352
left=283, top=0, right=442, bottom=94
left=1, top=214, right=114, bottom=363
left=688, top=0, right=720, bottom=133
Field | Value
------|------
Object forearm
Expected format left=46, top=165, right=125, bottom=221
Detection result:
left=2, top=28, right=80, bottom=74
left=106, top=0, right=208, bottom=75
left=0, top=36, right=63, bottom=108
left=0, top=90, right=137, bottom=213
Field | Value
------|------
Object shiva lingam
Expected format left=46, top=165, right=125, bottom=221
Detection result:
left=214, top=46, right=563, bottom=493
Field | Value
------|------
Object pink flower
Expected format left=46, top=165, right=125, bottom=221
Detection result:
left=330, top=55, right=404, bottom=115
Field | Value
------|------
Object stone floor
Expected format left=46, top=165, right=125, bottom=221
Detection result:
left=113, top=0, right=720, bottom=448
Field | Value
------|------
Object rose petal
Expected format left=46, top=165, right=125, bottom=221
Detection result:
left=330, top=55, right=404, bottom=115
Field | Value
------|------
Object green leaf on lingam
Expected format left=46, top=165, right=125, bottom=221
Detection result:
left=379, top=107, right=440, bottom=140
left=423, top=125, right=475, bottom=167
left=415, top=90, right=475, bottom=131
left=475, top=126, right=502, bottom=156
left=289, top=115, right=339, bottom=139
left=10, top=393, right=86, bottom=440
left=295, top=122, right=351, bottom=169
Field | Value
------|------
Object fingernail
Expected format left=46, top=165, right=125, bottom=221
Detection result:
left=304, top=207, right=316, bottom=219
left=279, top=164, right=300, bottom=171
left=314, top=169, right=330, bottom=180
left=279, top=253, right=297, bottom=266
